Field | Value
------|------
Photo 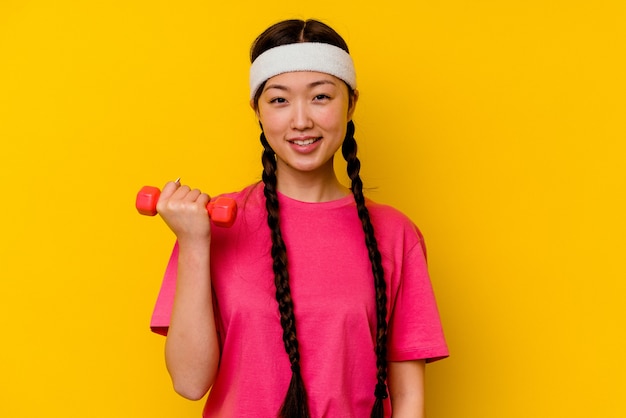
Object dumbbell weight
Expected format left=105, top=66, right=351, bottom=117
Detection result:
left=135, top=185, right=237, bottom=228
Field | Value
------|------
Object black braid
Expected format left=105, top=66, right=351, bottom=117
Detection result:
left=260, top=131, right=311, bottom=418
left=341, top=121, right=389, bottom=418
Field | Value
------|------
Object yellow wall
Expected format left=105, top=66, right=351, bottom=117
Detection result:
left=1, top=1, right=624, bottom=417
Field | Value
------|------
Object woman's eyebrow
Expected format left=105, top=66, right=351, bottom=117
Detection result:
left=308, top=79, right=337, bottom=88
left=264, top=83, right=289, bottom=92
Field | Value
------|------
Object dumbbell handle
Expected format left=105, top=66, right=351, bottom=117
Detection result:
left=135, top=186, right=237, bottom=228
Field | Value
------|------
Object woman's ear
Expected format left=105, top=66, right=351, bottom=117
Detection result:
left=348, top=89, right=359, bottom=120
left=250, top=99, right=259, bottom=118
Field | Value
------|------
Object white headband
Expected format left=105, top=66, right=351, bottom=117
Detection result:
left=249, top=42, right=356, bottom=100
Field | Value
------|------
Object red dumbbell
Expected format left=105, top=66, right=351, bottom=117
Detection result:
left=135, top=186, right=237, bottom=228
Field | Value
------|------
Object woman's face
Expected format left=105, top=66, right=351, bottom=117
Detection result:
left=254, top=71, right=357, bottom=176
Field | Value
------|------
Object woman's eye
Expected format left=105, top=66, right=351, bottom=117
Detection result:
left=314, top=94, right=330, bottom=101
left=269, top=97, right=287, bottom=104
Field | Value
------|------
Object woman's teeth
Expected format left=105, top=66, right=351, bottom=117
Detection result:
left=292, top=138, right=318, bottom=146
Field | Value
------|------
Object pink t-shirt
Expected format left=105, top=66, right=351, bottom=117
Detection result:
left=151, top=183, right=448, bottom=417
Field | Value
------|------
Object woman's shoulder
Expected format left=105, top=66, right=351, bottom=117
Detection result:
left=365, top=198, right=417, bottom=228
left=210, top=183, right=267, bottom=231
left=365, top=198, right=426, bottom=251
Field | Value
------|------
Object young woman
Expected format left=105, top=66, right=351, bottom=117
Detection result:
left=150, top=19, right=448, bottom=418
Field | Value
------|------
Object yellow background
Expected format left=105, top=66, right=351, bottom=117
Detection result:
left=1, top=1, right=624, bottom=417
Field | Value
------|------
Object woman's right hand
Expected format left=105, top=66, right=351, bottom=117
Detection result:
left=155, top=180, right=212, bottom=243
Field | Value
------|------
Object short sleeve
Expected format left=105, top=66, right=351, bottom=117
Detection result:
left=387, top=237, right=449, bottom=363
left=150, top=242, right=178, bottom=336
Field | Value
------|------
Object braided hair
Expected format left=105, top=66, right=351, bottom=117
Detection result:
left=251, top=19, right=389, bottom=418
left=341, top=121, right=389, bottom=417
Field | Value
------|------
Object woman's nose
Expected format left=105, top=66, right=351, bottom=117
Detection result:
left=290, top=102, right=313, bottom=130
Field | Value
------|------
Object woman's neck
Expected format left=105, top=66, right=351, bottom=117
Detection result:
left=275, top=161, right=350, bottom=203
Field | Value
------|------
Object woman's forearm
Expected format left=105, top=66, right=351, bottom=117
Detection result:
left=388, top=359, right=426, bottom=417
left=164, top=239, right=220, bottom=400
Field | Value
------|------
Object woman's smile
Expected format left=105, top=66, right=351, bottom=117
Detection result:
left=288, top=135, right=323, bottom=152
